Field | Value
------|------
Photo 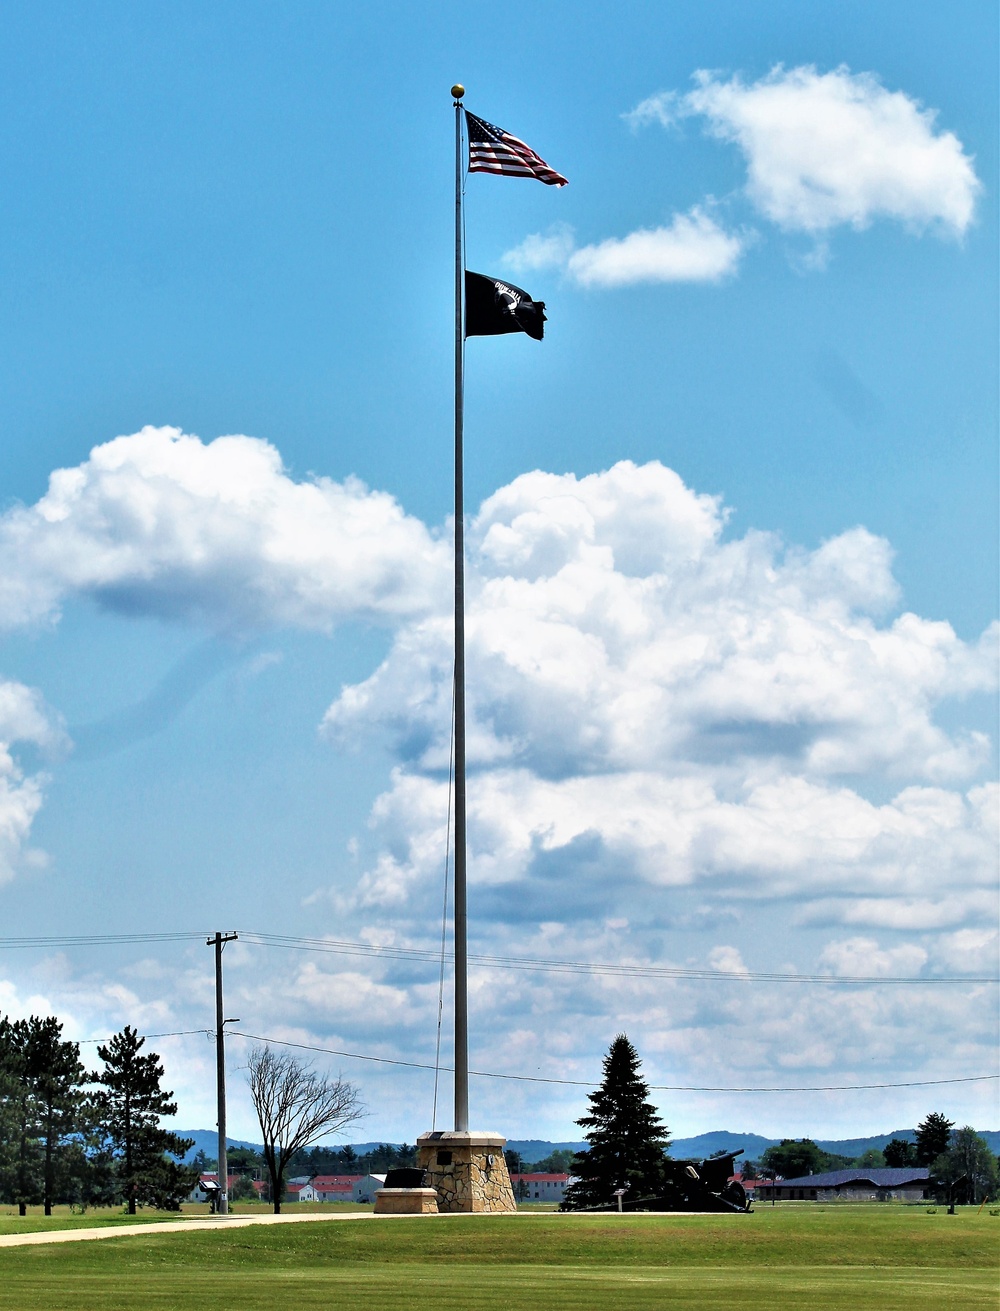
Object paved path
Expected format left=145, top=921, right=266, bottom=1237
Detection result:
left=0, top=1211, right=388, bottom=1248
left=0, top=1209, right=568, bottom=1248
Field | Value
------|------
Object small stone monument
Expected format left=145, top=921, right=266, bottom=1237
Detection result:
left=372, top=1166, right=439, bottom=1215
left=416, top=1130, right=516, bottom=1213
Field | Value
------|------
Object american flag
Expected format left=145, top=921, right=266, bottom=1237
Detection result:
left=465, top=111, right=568, bottom=186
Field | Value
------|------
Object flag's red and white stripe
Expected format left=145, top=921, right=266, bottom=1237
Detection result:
left=465, top=111, right=568, bottom=186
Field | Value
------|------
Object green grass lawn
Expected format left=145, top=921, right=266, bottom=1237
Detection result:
left=0, top=1207, right=995, bottom=1311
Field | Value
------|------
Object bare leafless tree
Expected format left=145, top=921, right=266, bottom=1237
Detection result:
left=246, top=1046, right=364, bottom=1213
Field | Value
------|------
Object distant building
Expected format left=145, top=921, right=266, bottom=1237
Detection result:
left=510, top=1172, right=571, bottom=1203
left=756, top=1168, right=930, bottom=1202
left=298, top=1175, right=363, bottom=1202
left=353, top=1173, right=387, bottom=1203
left=732, top=1173, right=767, bottom=1199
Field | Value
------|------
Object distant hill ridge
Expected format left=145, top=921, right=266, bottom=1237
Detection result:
left=178, top=1127, right=1000, bottom=1164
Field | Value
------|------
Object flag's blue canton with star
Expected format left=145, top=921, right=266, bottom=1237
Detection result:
left=465, top=111, right=568, bottom=186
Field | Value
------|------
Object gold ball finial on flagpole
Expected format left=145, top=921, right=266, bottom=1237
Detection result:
left=451, top=84, right=465, bottom=100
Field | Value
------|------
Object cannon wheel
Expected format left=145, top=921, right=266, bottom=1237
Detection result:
left=721, top=1180, right=748, bottom=1210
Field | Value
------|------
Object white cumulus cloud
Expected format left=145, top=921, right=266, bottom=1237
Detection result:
left=0, top=680, right=66, bottom=885
left=321, top=458, right=997, bottom=1016
left=507, top=65, right=979, bottom=295
left=503, top=223, right=577, bottom=274
left=327, top=461, right=996, bottom=786
left=567, top=209, right=745, bottom=287
left=818, top=935, right=930, bottom=978
left=504, top=208, right=744, bottom=287
left=0, top=426, right=448, bottom=633
left=632, top=65, right=980, bottom=237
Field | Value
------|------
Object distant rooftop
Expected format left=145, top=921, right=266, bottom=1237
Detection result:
left=774, top=1168, right=929, bottom=1188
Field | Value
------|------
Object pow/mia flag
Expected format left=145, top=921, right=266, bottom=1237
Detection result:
left=465, top=271, right=546, bottom=342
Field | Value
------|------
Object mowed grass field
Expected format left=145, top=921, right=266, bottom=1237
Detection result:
left=0, top=1206, right=995, bottom=1311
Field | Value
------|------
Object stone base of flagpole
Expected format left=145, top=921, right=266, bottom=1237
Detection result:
left=416, top=1131, right=517, bottom=1213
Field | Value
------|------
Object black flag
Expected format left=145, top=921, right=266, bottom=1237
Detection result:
left=465, top=271, right=546, bottom=341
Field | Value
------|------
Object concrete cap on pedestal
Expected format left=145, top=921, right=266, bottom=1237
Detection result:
left=417, top=1131, right=507, bottom=1148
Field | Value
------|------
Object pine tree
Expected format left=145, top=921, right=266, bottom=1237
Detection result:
left=562, top=1034, right=670, bottom=1209
left=0, top=1018, right=43, bottom=1215
left=883, top=1138, right=917, bottom=1168
left=91, top=1026, right=195, bottom=1214
left=0, top=1014, right=97, bottom=1213
left=26, top=1016, right=87, bottom=1215
left=915, top=1112, right=954, bottom=1167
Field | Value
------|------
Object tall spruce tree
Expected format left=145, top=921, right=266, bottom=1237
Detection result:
left=562, top=1034, right=670, bottom=1209
left=915, top=1112, right=954, bottom=1166
left=91, top=1026, right=195, bottom=1213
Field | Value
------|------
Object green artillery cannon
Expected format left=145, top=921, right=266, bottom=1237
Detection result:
left=562, top=1149, right=752, bottom=1214
left=657, top=1149, right=752, bottom=1213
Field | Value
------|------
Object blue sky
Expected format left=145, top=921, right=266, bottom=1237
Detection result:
left=0, top=2, right=995, bottom=1145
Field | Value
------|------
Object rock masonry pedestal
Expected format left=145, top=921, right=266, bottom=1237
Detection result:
left=372, top=1186, right=439, bottom=1215
left=416, top=1130, right=517, bottom=1213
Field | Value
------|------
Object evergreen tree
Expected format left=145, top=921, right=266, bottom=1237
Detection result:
left=227, top=1145, right=264, bottom=1176
left=91, top=1026, right=195, bottom=1214
left=0, top=1018, right=43, bottom=1215
left=0, top=1014, right=111, bottom=1213
left=883, top=1138, right=917, bottom=1167
left=27, top=1016, right=87, bottom=1215
left=0, top=1022, right=16, bottom=1178
left=562, top=1035, right=669, bottom=1209
left=915, top=1112, right=954, bottom=1166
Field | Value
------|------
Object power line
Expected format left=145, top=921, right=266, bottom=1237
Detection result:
left=2, top=928, right=996, bottom=986
left=75, top=1029, right=212, bottom=1044
left=65, top=1024, right=1000, bottom=1092
left=226, top=1029, right=1000, bottom=1094
left=237, top=932, right=998, bottom=986
left=0, top=933, right=206, bottom=948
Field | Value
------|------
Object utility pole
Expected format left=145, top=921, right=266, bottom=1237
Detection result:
left=207, top=932, right=239, bottom=1214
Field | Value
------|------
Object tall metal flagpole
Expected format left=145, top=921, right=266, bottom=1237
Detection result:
left=451, top=83, right=469, bottom=1133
